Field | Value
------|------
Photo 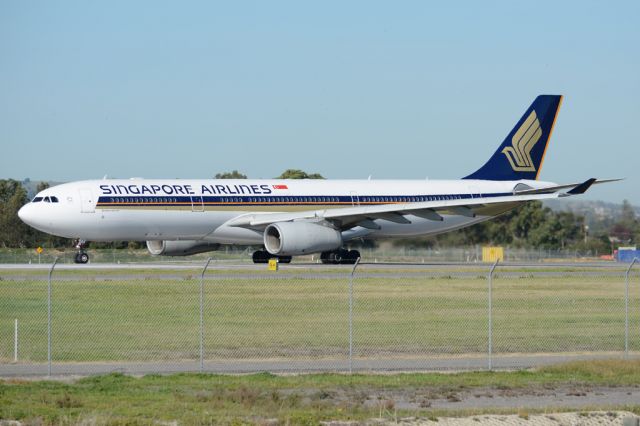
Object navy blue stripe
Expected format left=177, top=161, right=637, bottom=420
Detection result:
left=96, top=193, right=513, bottom=207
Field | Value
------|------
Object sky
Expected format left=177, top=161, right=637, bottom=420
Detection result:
left=1, top=1, right=638, bottom=204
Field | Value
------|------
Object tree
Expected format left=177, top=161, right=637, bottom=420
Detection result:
left=276, top=169, right=325, bottom=179
left=0, top=179, right=72, bottom=248
left=215, top=170, right=247, bottom=179
left=620, top=200, right=636, bottom=225
left=392, top=200, right=587, bottom=251
left=36, top=181, right=50, bottom=192
left=507, top=201, right=548, bottom=244
left=0, top=180, right=33, bottom=247
left=609, top=199, right=639, bottom=244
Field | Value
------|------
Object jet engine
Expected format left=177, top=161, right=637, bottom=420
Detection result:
left=146, top=240, right=221, bottom=256
left=264, top=222, right=342, bottom=256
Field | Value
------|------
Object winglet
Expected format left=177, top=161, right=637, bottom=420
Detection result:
left=566, top=178, right=597, bottom=195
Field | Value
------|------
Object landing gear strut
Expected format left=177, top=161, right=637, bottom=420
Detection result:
left=73, top=239, right=89, bottom=264
left=320, top=249, right=360, bottom=264
left=252, top=250, right=292, bottom=264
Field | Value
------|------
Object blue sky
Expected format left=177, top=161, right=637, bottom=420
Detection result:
left=1, top=1, right=638, bottom=203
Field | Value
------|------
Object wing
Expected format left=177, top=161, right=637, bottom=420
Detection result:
left=225, top=178, right=615, bottom=232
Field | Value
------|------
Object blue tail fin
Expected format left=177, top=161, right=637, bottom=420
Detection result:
left=463, top=95, right=563, bottom=181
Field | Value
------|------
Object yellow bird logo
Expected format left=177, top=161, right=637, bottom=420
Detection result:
left=501, top=110, right=542, bottom=172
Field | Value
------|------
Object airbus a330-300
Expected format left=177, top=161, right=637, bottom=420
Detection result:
left=18, top=95, right=618, bottom=264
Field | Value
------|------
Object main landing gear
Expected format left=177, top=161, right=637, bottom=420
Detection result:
left=73, top=239, right=89, bottom=264
left=250, top=248, right=361, bottom=265
left=252, top=250, right=292, bottom=264
left=320, top=249, right=360, bottom=265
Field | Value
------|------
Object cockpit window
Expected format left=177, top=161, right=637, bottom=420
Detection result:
left=33, top=195, right=59, bottom=203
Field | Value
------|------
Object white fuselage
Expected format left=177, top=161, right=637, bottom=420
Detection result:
left=18, top=178, right=554, bottom=245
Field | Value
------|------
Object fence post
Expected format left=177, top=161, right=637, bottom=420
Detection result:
left=349, top=257, right=361, bottom=374
left=488, top=259, right=499, bottom=370
left=14, top=319, right=18, bottom=362
left=200, top=257, right=212, bottom=373
left=625, top=258, right=637, bottom=358
left=47, top=258, right=58, bottom=377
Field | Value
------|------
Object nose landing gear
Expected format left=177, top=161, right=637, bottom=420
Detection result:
left=73, top=239, right=89, bottom=264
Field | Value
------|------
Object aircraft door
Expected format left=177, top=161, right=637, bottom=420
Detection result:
left=79, top=189, right=95, bottom=213
left=191, top=195, right=204, bottom=212
left=350, top=191, right=360, bottom=206
left=468, top=185, right=481, bottom=199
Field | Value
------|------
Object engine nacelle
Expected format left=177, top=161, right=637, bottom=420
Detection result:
left=146, top=240, right=220, bottom=256
left=264, top=222, right=342, bottom=256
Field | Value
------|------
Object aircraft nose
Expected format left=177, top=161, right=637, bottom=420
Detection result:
left=18, top=204, right=31, bottom=224
left=18, top=203, right=34, bottom=225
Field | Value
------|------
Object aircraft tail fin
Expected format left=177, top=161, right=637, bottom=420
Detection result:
left=463, top=95, right=563, bottom=181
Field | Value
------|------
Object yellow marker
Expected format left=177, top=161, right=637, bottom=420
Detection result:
left=482, top=246, right=504, bottom=262
left=36, top=247, right=43, bottom=254
left=268, top=258, right=279, bottom=271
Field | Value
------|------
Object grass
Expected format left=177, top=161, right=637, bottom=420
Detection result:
left=1, top=360, right=639, bottom=424
left=1, top=271, right=639, bottom=362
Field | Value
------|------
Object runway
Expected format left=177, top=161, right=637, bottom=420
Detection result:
left=0, top=260, right=628, bottom=271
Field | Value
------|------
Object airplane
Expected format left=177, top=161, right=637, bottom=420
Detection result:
left=18, top=95, right=617, bottom=264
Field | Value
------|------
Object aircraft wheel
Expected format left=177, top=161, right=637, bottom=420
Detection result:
left=346, top=250, right=361, bottom=264
left=252, top=250, right=270, bottom=264
left=75, top=252, right=89, bottom=264
left=321, top=249, right=358, bottom=264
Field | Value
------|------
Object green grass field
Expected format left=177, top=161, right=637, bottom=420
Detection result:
left=1, top=269, right=639, bottom=363
left=1, top=360, right=640, bottom=424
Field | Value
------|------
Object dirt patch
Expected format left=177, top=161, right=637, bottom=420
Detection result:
left=308, top=384, right=639, bottom=412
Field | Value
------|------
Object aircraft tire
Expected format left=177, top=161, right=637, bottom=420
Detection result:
left=252, top=250, right=270, bottom=264
left=321, top=249, right=360, bottom=265
left=346, top=250, right=361, bottom=264
left=320, top=251, right=332, bottom=264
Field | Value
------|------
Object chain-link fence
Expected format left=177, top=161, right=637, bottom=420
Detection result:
left=1, top=260, right=638, bottom=376
left=0, top=246, right=617, bottom=265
